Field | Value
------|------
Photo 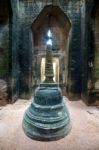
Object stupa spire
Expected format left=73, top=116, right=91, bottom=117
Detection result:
left=44, top=29, right=54, bottom=83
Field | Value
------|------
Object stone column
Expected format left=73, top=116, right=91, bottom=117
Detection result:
left=93, top=12, right=99, bottom=90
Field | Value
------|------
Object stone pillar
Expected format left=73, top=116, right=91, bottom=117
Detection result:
left=10, top=0, right=20, bottom=102
left=89, top=1, right=99, bottom=104
left=67, top=0, right=82, bottom=99
left=93, top=10, right=99, bottom=90
left=10, top=0, right=42, bottom=99
left=81, top=0, right=97, bottom=105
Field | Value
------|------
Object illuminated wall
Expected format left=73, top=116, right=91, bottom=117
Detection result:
left=41, top=57, right=59, bottom=82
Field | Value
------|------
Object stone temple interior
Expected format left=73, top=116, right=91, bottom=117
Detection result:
left=0, top=0, right=99, bottom=105
left=0, top=0, right=99, bottom=149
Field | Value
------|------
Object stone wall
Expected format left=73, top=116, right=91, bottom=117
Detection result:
left=0, top=0, right=96, bottom=104
left=0, top=25, right=10, bottom=105
left=81, top=0, right=99, bottom=105
left=0, top=0, right=12, bottom=105
left=0, top=25, right=9, bottom=79
left=10, top=0, right=84, bottom=101
left=31, top=5, right=71, bottom=93
left=93, top=2, right=99, bottom=90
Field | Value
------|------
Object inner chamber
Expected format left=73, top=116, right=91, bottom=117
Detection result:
left=32, top=5, right=71, bottom=94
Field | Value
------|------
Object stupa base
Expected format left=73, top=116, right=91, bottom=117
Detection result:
left=22, top=97, right=71, bottom=141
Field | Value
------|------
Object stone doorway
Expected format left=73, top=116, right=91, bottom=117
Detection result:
left=31, top=5, right=71, bottom=94
left=41, top=57, right=59, bottom=83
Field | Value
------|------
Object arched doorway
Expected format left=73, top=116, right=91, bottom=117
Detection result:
left=31, top=5, right=71, bottom=94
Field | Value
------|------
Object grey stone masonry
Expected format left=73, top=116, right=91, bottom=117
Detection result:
left=10, top=0, right=97, bottom=104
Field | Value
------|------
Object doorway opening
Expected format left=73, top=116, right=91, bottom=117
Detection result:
left=32, top=5, right=71, bottom=94
left=41, top=57, right=59, bottom=82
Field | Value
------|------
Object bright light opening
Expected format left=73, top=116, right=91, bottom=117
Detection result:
left=47, top=30, right=52, bottom=38
left=46, top=30, right=52, bottom=46
left=41, top=57, right=59, bottom=82
left=53, top=62, right=56, bottom=82
left=47, top=39, right=52, bottom=46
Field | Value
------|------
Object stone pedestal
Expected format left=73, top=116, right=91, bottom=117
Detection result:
left=22, top=83, right=71, bottom=141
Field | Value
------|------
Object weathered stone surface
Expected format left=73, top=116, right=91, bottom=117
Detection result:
left=23, top=27, right=71, bottom=141
left=11, top=0, right=83, bottom=101
left=22, top=84, right=71, bottom=141
left=81, top=0, right=99, bottom=105
left=0, top=80, right=8, bottom=106
left=0, top=0, right=98, bottom=104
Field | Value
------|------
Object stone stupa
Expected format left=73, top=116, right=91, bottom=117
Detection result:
left=22, top=29, right=71, bottom=141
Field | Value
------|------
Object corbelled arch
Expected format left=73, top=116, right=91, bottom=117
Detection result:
left=31, top=5, right=71, bottom=94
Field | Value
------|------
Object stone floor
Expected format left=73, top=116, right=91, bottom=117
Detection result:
left=0, top=98, right=99, bottom=150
